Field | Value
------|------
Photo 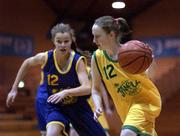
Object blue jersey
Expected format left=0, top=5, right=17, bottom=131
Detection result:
left=36, top=85, right=48, bottom=100
left=43, top=50, right=106, bottom=136
left=42, top=49, right=88, bottom=105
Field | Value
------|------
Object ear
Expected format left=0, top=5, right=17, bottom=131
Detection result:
left=109, top=31, right=116, bottom=38
left=72, top=36, right=76, bottom=42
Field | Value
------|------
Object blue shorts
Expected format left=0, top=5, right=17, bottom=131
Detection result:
left=35, top=98, right=48, bottom=131
left=46, top=109, right=70, bottom=136
left=47, top=98, right=106, bottom=136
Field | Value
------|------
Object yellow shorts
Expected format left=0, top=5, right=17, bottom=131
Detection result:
left=122, top=104, right=161, bottom=136
left=98, top=111, right=109, bottom=130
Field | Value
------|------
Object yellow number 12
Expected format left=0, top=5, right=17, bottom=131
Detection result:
left=47, top=74, right=58, bottom=86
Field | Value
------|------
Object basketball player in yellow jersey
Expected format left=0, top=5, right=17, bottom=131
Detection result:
left=91, top=16, right=162, bottom=136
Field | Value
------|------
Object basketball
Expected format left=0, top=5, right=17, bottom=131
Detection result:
left=118, top=40, right=153, bottom=74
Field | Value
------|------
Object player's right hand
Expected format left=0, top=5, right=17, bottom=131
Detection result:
left=6, top=89, right=18, bottom=107
left=94, top=107, right=103, bottom=121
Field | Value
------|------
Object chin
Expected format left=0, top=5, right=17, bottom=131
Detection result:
left=97, top=45, right=101, bottom=50
left=98, top=47, right=102, bottom=50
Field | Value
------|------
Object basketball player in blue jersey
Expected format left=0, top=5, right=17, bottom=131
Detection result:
left=7, top=23, right=106, bottom=136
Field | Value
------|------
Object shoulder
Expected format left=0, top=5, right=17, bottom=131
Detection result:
left=35, top=50, right=53, bottom=58
left=73, top=51, right=86, bottom=63
left=32, top=52, right=46, bottom=61
left=93, top=49, right=102, bottom=55
left=74, top=51, right=81, bottom=59
left=93, top=49, right=103, bottom=59
left=34, top=50, right=52, bottom=67
left=92, top=49, right=104, bottom=65
left=74, top=52, right=87, bottom=71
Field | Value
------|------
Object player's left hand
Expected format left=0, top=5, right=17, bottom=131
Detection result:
left=94, top=107, right=103, bottom=121
left=6, top=89, right=18, bottom=107
left=47, top=91, right=68, bottom=104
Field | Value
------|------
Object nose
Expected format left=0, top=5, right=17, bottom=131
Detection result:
left=93, top=37, right=97, bottom=44
left=60, top=42, right=66, bottom=47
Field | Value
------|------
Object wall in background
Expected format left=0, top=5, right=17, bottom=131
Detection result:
left=0, top=0, right=55, bottom=93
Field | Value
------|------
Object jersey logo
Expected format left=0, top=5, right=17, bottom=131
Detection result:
left=114, top=80, right=141, bottom=97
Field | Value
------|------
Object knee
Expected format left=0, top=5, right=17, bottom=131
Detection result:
left=120, top=129, right=137, bottom=136
left=46, top=124, right=64, bottom=136
left=40, top=131, right=46, bottom=136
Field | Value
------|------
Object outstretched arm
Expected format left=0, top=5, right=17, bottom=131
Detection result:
left=6, top=52, right=46, bottom=107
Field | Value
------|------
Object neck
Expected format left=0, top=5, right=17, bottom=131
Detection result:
left=106, top=43, right=121, bottom=59
left=55, top=50, right=71, bottom=71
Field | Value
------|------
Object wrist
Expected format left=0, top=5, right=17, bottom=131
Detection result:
left=63, top=89, right=70, bottom=97
left=96, top=106, right=103, bottom=110
left=11, top=87, right=18, bottom=91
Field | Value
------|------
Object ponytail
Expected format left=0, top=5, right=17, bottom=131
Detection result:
left=115, top=18, right=132, bottom=37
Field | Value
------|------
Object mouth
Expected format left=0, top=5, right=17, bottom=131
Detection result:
left=59, top=48, right=67, bottom=52
left=95, top=43, right=100, bottom=47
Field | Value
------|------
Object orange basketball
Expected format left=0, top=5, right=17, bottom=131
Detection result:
left=118, top=40, right=153, bottom=74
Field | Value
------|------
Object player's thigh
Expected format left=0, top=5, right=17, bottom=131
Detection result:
left=46, top=110, right=70, bottom=136
left=120, top=129, right=137, bottom=136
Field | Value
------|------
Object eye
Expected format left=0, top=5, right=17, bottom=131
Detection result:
left=57, top=40, right=62, bottom=44
left=64, top=40, right=70, bottom=43
left=94, top=35, right=100, bottom=39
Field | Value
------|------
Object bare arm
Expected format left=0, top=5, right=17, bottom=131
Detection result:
left=65, top=58, right=91, bottom=96
left=91, top=56, right=103, bottom=119
left=100, top=81, right=112, bottom=115
left=6, top=52, right=46, bottom=107
left=146, top=59, right=157, bottom=80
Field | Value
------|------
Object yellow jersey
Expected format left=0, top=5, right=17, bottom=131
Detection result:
left=93, top=49, right=161, bottom=123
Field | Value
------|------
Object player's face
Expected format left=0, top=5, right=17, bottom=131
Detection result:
left=92, top=24, right=111, bottom=50
left=53, top=32, right=73, bottom=54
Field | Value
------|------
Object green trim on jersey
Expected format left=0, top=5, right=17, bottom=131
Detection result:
left=122, top=125, right=151, bottom=136
left=93, top=51, right=103, bottom=79
left=103, top=50, right=118, bottom=63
